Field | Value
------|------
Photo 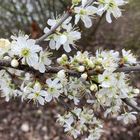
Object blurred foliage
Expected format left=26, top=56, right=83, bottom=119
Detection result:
left=123, top=0, right=140, bottom=55
left=0, top=0, right=71, bottom=38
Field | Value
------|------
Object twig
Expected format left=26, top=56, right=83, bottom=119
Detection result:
left=122, top=98, right=140, bottom=112
left=36, top=11, right=71, bottom=43
left=35, top=0, right=95, bottom=43
left=89, top=12, right=106, bottom=37
left=1, top=60, right=140, bottom=76
left=0, top=60, right=39, bottom=74
left=115, top=66, right=140, bottom=73
left=57, top=98, right=78, bottom=118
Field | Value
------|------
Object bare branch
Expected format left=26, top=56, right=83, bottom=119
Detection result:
left=1, top=60, right=140, bottom=76
left=36, top=11, right=71, bottom=43
left=122, top=98, right=140, bottom=112
left=115, top=66, right=140, bottom=73
left=0, top=60, right=39, bottom=74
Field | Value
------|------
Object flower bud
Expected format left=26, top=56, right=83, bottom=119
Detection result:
left=133, top=89, right=140, bottom=94
left=34, top=81, right=41, bottom=88
left=81, top=73, right=88, bottom=80
left=57, top=58, right=62, bottom=64
left=3, top=56, right=11, bottom=60
left=78, top=65, right=85, bottom=72
left=95, top=66, right=102, bottom=72
left=96, top=58, right=102, bottom=64
left=87, top=60, right=94, bottom=68
left=11, top=59, right=19, bottom=67
left=57, top=70, right=66, bottom=79
left=61, top=54, right=68, bottom=61
left=72, top=0, right=81, bottom=5
left=0, top=38, right=10, bottom=48
left=90, top=84, right=98, bottom=92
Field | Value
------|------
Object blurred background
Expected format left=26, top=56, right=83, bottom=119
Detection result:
left=0, top=0, right=140, bottom=139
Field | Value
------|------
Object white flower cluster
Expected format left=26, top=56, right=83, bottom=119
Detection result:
left=43, top=0, right=127, bottom=51
left=0, top=0, right=138, bottom=139
left=0, top=34, right=52, bottom=73
left=44, top=17, right=81, bottom=52
left=56, top=50, right=139, bottom=131
left=0, top=70, right=19, bottom=102
left=74, top=0, right=98, bottom=28
left=19, top=78, right=63, bottom=105
left=57, top=107, right=103, bottom=139
left=57, top=49, right=136, bottom=73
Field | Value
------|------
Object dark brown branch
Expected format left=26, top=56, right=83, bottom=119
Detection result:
left=0, top=60, right=39, bottom=74
left=115, top=66, right=140, bottom=73
left=89, top=12, right=106, bottom=37
left=122, top=98, right=140, bottom=112
left=1, top=60, right=140, bottom=76
left=57, top=98, right=78, bottom=118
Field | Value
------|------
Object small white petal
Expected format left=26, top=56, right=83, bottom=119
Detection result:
left=106, top=11, right=112, bottom=23
left=81, top=15, right=92, bottom=28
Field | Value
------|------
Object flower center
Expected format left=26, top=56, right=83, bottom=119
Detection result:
left=99, top=0, right=105, bottom=4
left=35, top=92, right=40, bottom=97
left=80, top=9, right=87, bottom=15
left=123, top=56, right=128, bottom=62
left=109, top=0, right=116, bottom=8
left=105, top=76, right=109, bottom=81
left=21, top=48, right=30, bottom=57
left=48, top=87, right=55, bottom=93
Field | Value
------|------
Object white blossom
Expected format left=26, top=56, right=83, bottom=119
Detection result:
left=27, top=82, right=47, bottom=105
left=45, top=78, right=63, bottom=102
left=47, top=16, right=72, bottom=31
left=85, top=127, right=103, bottom=140
left=117, top=112, right=137, bottom=124
left=98, top=70, right=117, bottom=88
left=74, top=0, right=97, bottom=28
left=34, top=50, right=52, bottom=73
left=57, top=70, right=66, bottom=80
left=97, top=0, right=127, bottom=23
left=0, top=70, right=18, bottom=101
left=10, top=35, right=42, bottom=67
left=44, top=24, right=81, bottom=52
left=122, top=49, right=137, bottom=65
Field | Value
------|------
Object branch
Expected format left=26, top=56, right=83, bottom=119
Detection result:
left=89, top=12, right=106, bottom=37
left=0, top=60, right=39, bottom=74
left=36, top=11, right=71, bottom=43
left=35, top=0, right=95, bottom=43
left=115, top=66, right=140, bottom=73
left=87, top=65, right=140, bottom=76
left=1, top=60, right=140, bottom=76
left=1, top=60, right=140, bottom=112
left=57, top=98, right=78, bottom=118
left=122, top=98, right=140, bottom=112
